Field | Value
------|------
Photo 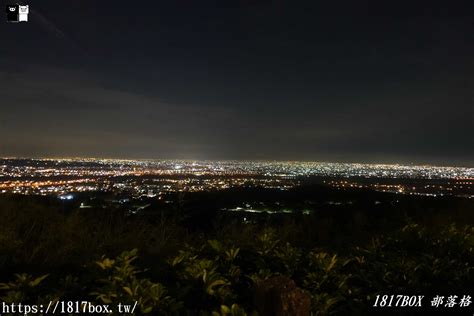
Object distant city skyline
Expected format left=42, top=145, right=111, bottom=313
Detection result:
left=0, top=155, right=473, bottom=168
left=1, top=157, right=472, bottom=198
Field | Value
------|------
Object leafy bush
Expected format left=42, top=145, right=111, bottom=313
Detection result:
left=0, top=194, right=472, bottom=315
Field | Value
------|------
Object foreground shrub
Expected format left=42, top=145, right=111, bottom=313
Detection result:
left=0, top=223, right=472, bottom=315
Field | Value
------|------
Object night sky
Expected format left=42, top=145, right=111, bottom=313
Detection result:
left=1, top=0, right=473, bottom=166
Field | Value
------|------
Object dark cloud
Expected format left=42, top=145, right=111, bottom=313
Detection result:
left=1, top=0, right=473, bottom=166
